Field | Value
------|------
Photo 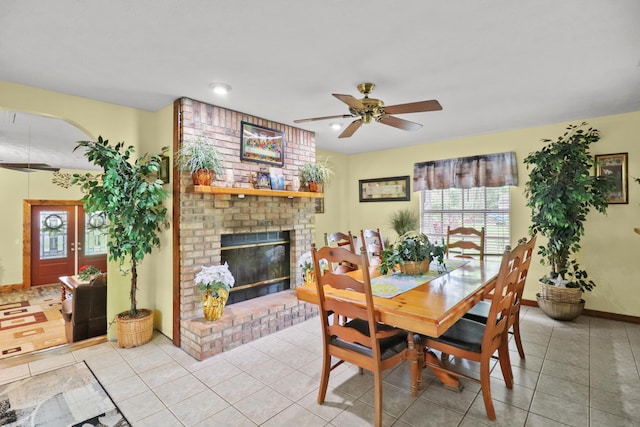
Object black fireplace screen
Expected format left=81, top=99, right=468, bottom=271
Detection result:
left=221, top=231, right=290, bottom=304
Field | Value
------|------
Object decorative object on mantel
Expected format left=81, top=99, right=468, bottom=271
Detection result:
left=524, top=122, right=613, bottom=320
left=379, top=231, right=446, bottom=275
left=254, top=168, right=272, bottom=189
left=225, top=169, right=234, bottom=187
left=301, top=157, right=334, bottom=193
left=72, top=136, right=169, bottom=347
left=297, top=251, right=328, bottom=284
left=175, top=137, right=224, bottom=186
left=195, top=262, right=235, bottom=321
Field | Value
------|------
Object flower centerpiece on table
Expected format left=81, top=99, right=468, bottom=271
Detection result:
left=195, top=262, right=235, bottom=321
left=77, top=264, right=101, bottom=281
left=297, top=251, right=328, bottom=284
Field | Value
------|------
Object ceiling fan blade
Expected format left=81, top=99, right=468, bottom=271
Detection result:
left=338, top=119, right=362, bottom=138
left=383, top=100, right=442, bottom=115
left=294, top=114, right=353, bottom=123
left=0, top=162, right=59, bottom=171
left=378, top=115, right=423, bottom=132
left=333, top=94, right=365, bottom=110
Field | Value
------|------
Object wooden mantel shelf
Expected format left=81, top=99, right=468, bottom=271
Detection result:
left=186, top=185, right=324, bottom=198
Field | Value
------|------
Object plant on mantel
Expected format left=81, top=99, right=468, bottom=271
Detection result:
left=300, top=156, right=334, bottom=192
left=175, top=137, right=224, bottom=186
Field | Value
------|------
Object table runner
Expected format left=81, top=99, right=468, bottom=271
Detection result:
left=371, top=259, right=468, bottom=298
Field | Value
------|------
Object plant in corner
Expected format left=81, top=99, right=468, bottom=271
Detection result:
left=389, top=208, right=420, bottom=237
left=175, top=137, right=224, bottom=186
left=524, top=122, right=613, bottom=319
left=379, top=231, right=446, bottom=275
left=300, top=156, right=334, bottom=192
left=72, top=136, right=169, bottom=347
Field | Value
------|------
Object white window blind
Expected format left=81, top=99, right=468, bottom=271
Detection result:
left=421, top=186, right=510, bottom=256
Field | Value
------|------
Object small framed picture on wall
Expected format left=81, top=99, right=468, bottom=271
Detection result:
left=595, top=153, right=628, bottom=204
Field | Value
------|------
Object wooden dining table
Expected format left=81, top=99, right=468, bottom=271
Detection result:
left=295, top=259, right=502, bottom=393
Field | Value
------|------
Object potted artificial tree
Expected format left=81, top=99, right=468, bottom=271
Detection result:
left=300, top=157, right=334, bottom=192
left=72, top=136, right=169, bottom=347
left=379, top=231, right=446, bottom=275
left=524, top=122, right=612, bottom=320
left=175, top=137, right=224, bottom=186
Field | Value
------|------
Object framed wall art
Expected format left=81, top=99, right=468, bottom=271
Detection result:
left=158, top=155, right=170, bottom=184
left=359, top=175, right=410, bottom=202
left=240, top=121, right=285, bottom=166
left=315, top=197, right=325, bottom=214
left=595, top=152, right=628, bottom=204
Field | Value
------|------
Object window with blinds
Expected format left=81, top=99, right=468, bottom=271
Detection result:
left=421, top=186, right=511, bottom=256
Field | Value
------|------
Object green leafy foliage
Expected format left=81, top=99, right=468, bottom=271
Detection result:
left=72, top=136, right=169, bottom=315
left=175, top=137, right=223, bottom=176
left=379, top=232, right=446, bottom=275
left=389, top=208, right=419, bottom=237
left=300, top=157, right=334, bottom=184
left=524, top=123, right=613, bottom=291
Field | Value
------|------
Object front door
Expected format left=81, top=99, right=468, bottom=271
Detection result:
left=30, top=204, right=107, bottom=286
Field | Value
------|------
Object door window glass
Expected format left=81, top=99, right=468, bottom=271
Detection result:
left=39, top=211, right=68, bottom=259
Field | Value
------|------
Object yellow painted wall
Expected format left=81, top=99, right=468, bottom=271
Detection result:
left=0, top=81, right=174, bottom=339
left=318, top=111, right=640, bottom=317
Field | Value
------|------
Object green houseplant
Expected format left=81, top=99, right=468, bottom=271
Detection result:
left=175, top=137, right=224, bottom=186
left=300, top=157, right=334, bottom=192
left=524, top=122, right=612, bottom=319
left=389, top=208, right=420, bottom=237
left=72, top=136, right=169, bottom=347
left=379, top=231, right=446, bottom=275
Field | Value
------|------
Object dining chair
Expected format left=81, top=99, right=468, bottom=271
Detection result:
left=311, top=244, right=422, bottom=427
left=463, top=236, right=536, bottom=362
left=324, top=231, right=358, bottom=273
left=446, top=226, right=485, bottom=260
left=360, top=228, right=385, bottom=266
left=422, top=236, right=534, bottom=420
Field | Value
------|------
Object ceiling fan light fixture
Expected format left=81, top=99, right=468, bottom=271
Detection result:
left=209, top=82, right=232, bottom=95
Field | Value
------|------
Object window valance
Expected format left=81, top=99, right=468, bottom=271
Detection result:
left=413, top=152, right=518, bottom=191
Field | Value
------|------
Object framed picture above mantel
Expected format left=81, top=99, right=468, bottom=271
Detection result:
left=595, top=152, right=628, bottom=204
left=359, top=175, right=410, bottom=202
left=240, top=121, right=285, bottom=166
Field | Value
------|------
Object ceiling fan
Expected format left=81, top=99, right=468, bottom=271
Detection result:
left=294, top=83, right=442, bottom=138
left=0, top=163, right=59, bottom=172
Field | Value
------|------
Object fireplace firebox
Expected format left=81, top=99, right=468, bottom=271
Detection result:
left=221, top=231, right=290, bottom=305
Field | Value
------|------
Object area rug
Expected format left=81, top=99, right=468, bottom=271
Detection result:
left=0, top=296, right=66, bottom=359
left=0, top=361, right=130, bottom=426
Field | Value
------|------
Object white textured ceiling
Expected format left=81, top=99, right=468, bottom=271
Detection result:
left=1, top=0, right=640, bottom=169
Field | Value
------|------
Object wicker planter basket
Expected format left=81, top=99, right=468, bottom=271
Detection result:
left=538, top=282, right=582, bottom=304
left=116, top=308, right=154, bottom=348
left=537, top=294, right=585, bottom=320
left=400, top=260, right=430, bottom=275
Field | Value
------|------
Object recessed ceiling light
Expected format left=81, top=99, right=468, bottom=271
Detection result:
left=209, top=83, right=232, bottom=95
left=330, top=123, right=342, bottom=131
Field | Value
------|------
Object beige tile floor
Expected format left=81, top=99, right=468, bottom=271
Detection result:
left=1, top=305, right=640, bottom=426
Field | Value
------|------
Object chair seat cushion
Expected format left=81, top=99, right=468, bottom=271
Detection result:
left=463, top=300, right=490, bottom=323
left=429, top=318, right=485, bottom=353
left=331, top=318, right=410, bottom=360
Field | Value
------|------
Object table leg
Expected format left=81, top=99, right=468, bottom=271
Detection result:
left=424, top=350, right=464, bottom=391
left=408, top=333, right=423, bottom=397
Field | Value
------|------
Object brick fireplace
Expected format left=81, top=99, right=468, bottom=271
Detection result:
left=176, top=98, right=318, bottom=360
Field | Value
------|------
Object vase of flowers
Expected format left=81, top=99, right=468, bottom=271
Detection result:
left=77, top=264, right=102, bottom=282
left=195, top=262, right=235, bottom=321
left=297, top=251, right=328, bottom=284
